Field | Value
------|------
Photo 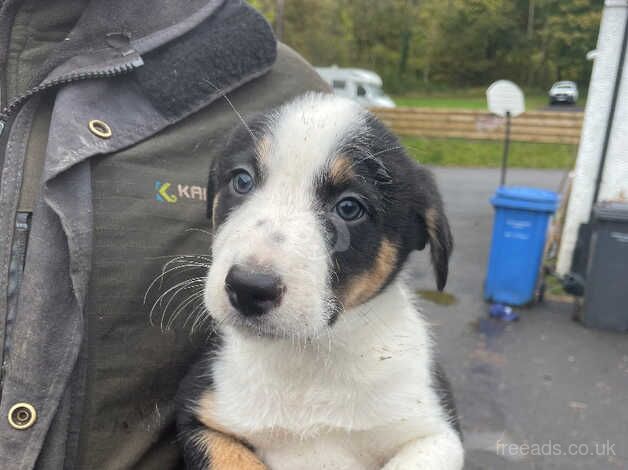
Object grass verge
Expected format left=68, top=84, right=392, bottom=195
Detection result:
left=394, top=95, right=548, bottom=110
left=392, top=89, right=583, bottom=111
left=401, top=136, right=577, bottom=169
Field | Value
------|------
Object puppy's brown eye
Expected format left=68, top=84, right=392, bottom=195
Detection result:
left=335, top=197, right=365, bottom=221
left=232, top=170, right=254, bottom=194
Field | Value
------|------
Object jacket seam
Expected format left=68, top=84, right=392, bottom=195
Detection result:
left=0, top=98, right=38, bottom=376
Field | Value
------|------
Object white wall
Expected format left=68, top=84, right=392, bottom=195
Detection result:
left=557, top=0, right=628, bottom=275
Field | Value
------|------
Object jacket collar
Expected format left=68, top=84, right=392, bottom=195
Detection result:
left=43, top=0, right=277, bottom=181
left=45, top=0, right=226, bottom=78
left=44, top=0, right=277, bottom=100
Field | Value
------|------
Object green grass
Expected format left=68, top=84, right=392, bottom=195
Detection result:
left=392, top=88, right=580, bottom=111
left=544, top=272, right=569, bottom=297
left=394, top=94, right=549, bottom=110
left=401, top=136, right=576, bottom=169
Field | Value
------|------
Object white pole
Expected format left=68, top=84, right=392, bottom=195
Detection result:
left=556, top=0, right=628, bottom=275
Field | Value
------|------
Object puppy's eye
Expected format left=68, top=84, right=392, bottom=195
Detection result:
left=335, top=197, right=365, bottom=221
left=232, top=170, right=254, bottom=194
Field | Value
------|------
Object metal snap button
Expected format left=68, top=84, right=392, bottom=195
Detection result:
left=8, top=402, right=37, bottom=430
left=88, top=119, right=112, bottom=139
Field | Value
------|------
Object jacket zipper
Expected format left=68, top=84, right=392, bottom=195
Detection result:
left=0, top=57, right=143, bottom=392
left=0, top=59, right=143, bottom=136
left=0, top=212, right=30, bottom=387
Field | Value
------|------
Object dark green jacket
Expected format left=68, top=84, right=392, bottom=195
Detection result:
left=0, top=1, right=328, bottom=468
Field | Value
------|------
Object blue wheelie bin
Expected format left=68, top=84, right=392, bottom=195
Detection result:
left=484, top=187, right=559, bottom=306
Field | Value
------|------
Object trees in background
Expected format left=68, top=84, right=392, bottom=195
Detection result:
left=249, top=0, right=602, bottom=93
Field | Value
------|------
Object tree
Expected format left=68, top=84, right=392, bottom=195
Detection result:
left=541, top=0, right=602, bottom=84
left=247, top=0, right=603, bottom=93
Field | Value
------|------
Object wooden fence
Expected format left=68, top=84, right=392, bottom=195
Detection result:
left=371, top=107, right=583, bottom=145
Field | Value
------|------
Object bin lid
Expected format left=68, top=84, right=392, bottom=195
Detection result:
left=594, top=201, right=628, bottom=222
left=491, top=186, right=559, bottom=212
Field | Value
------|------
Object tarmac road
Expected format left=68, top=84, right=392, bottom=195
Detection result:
left=404, top=167, right=628, bottom=470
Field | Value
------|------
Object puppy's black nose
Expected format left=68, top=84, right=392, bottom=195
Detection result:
left=225, top=265, right=284, bottom=317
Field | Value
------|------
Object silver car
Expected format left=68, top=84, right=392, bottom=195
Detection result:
left=549, top=81, right=579, bottom=105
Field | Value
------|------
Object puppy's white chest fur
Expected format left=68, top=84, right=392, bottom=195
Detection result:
left=211, top=283, right=453, bottom=469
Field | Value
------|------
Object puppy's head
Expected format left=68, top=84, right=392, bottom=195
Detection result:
left=204, top=93, right=452, bottom=339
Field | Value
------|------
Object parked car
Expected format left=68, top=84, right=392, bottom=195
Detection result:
left=548, top=81, right=579, bottom=105
left=315, top=66, right=396, bottom=108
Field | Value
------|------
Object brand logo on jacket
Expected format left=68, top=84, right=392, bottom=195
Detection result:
left=155, top=180, right=207, bottom=204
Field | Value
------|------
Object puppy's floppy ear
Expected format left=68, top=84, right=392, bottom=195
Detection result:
left=411, top=164, right=453, bottom=291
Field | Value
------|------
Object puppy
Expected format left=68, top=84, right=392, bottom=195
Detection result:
left=176, top=93, right=463, bottom=470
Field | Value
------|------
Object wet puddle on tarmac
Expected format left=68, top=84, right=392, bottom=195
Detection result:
left=477, top=317, right=507, bottom=337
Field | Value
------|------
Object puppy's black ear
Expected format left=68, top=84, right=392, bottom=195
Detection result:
left=412, top=165, right=453, bottom=291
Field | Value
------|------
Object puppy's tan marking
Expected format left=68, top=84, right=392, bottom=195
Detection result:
left=343, top=238, right=398, bottom=308
left=329, top=155, right=355, bottom=185
left=194, top=391, right=267, bottom=469
left=255, top=135, right=273, bottom=164
left=212, top=192, right=221, bottom=229
left=196, top=391, right=234, bottom=437
left=192, top=429, right=267, bottom=470
left=425, top=207, right=440, bottom=247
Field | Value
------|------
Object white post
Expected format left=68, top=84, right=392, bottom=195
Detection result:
left=556, top=0, right=628, bottom=275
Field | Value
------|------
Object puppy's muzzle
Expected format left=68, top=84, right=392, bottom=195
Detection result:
left=225, top=265, right=285, bottom=317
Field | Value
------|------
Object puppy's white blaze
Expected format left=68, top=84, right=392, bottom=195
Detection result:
left=206, top=198, right=330, bottom=338
left=264, top=93, right=365, bottom=193
left=205, top=94, right=363, bottom=339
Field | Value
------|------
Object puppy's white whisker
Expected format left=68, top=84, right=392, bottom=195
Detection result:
left=184, top=227, right=213, bottom=236
left=161, top=277, right=205, bottom=305
left=370, top=146, right=402, bottom=158
left=174, top=291, right=207, bottom=330
left=150, top=277, right=206, bottom=328
left=188, top=303, right=211, bottom=335
left=159, top=286, right=204, bottom=333
left=144, top=263, right=209, bottom=306
left=203, top=78, right=256, bottom=142
left=146, top=253, right=211, bottom=262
